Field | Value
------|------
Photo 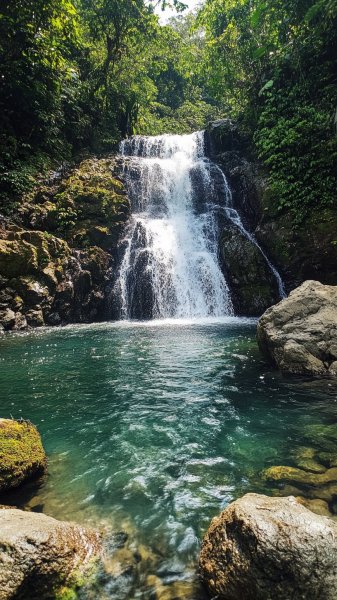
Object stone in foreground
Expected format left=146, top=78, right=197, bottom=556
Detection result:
left=0, top=508, right=101, bottom=599
left=0, top=419, right=46, bottom=492
left=257, top=280, right=337, bottom=375
left=199, top=493, right=337, bottom=600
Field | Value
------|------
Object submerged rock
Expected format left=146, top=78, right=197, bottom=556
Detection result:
left=199, top=493, right=337, bottom=600
left=147, top=575, right=199, bottom=600
left=262, top=464, right=337, bottom=486
left=257, top=280, right=337, bottom=375
left=291, top=446, right=326, bottom=473
left=295, top=496, right=332, bottom=517
left=0, top=507, right=101, bottom=599
left=0, top=419, right=46, bottom=492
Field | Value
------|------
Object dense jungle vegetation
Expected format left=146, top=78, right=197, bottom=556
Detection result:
left=0, top=0, right=336, bottom=221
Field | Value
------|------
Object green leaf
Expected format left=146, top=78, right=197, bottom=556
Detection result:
left=259, top=80, right=274, bottom=96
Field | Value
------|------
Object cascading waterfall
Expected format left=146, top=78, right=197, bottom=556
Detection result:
left=112, top=131, right=285, bottom=320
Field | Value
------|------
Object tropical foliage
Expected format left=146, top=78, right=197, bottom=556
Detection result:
left=1, top=0, right=336, bottom=220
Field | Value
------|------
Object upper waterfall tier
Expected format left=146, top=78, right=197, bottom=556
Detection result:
left=113, top=132, right=234, bottom=320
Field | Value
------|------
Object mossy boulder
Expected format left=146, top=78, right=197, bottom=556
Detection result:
left=0, top=419, right=46, bottom=492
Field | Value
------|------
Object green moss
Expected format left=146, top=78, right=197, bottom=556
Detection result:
left=0, top=239, right=38, bottom=278
left=53, top=158, right=129, bottom=243
left=54, top=558, right=100, bottom=600
left=0, top=419, right=46, bottom=492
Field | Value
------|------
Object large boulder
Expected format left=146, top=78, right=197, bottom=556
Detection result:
left=199, top=493, right=337, bottom=600
left=0, top=508, right=101, bottom=599
left=0, top=419, right=46, bottom=492
left=257, top=280, right=337, bottom=375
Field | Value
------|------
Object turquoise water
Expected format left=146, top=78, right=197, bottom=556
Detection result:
left=1, top=318, right=337, bottom=598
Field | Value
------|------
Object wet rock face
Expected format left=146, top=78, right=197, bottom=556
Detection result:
left=204, top=119, right=249, bottom=158
left=0, top=419, right=46, bottom=493
left=220, top=220, right=280, bottom=316
left=0, top=507, right=101, bottom=599
left=205, top=120, right=260, bottom=228
left=199, top=493, right=337, bottom=600
left=257, top=280, right=337, bottom=375
left=205, top=120, right=280, bottom=314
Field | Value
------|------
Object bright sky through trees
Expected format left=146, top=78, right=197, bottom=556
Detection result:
left=155, top=0, right=200, bottom=23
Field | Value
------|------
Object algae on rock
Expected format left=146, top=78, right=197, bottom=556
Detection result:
left=0, top=419, right=46, bottom=492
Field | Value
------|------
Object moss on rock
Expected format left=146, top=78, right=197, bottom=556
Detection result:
left=54, top=158, right=129, bottom=249
left=0, top=419, right=46, bottom=492
left=0, top=239, right=38, bottom=278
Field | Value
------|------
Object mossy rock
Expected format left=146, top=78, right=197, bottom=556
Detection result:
left=256, top=206, right=337, bottom=288
left=291, top=447, right=326, bottom=473
left=0, top=419, right=46, bottom=492
left=54, top=158, right=129, bottom=244
left=262, top=465, right=337, bottom=487
left=0, top=239, right=38, bottom=278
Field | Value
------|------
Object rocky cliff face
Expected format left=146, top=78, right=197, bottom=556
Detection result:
left=0, top=158, right=130, bottom=331
left=205, top=120, right=281, bottom=315
left=205, top=119, right=337, bottom=297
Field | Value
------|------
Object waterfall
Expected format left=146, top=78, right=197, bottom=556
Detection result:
left=112, top=131, right=285, bottom=320
left=211, top=166, right=287, bottom=299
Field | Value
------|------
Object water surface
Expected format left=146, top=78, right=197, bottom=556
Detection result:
left=1, top=318, right=336, bottom=598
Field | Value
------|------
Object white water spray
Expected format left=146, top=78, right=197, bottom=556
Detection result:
left=113, top=131, right=285, bottom=320
left=114, top=132, right=233, bottom=319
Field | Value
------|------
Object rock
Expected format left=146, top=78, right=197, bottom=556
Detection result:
left=12, top=312, right=28, bottom=330
left=0, top=419, right=46, bottom=492
left=0, top=308, right=16, bottom=331
left=0, top=158, right=129, bottom=330
left=0, top=507, right=101, bottom=599
left=15, top=277, right=49, bottom=306
left=0, top=239, right=38, bottom=278
left=25, top=308, right=44, bottom=327
left=316, top=451, right=337, bottom=468
left=257, top=280, right=337, bottom=375
left=291, top=446, right=327, bottom=473
left=295, top=496, right=332, bottom=517
left=147, top=575, right=198, bottom=600
left=262, top=464, right=337, bottom=487
left=199, top=493, right=337, bottom=600
left=220, top=220, right=280, bottom=315
left=256, top=207, right=337, bottom=292
left=204, top=119, right=248, bottom=158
